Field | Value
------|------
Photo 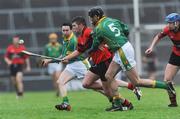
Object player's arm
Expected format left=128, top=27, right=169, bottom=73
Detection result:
left=22, top=46, right=31, bottom=71
left=89, top=30, right=103, bottom=53
left=120, top=21, right=129, bottom=37
left=63, top=50, right=81, bottom=61
left=145, top=30, right=167, bottom=54
left=25, top=58, right=31, bottom=71
left=4, top=57, right=12, bottom=66
left=64, top=34, right=93, bottom=60
left=61, top=39, right=77, bottom=63
left=4, top=47, right=12, bottom=66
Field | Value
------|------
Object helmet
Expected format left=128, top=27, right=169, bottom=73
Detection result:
left=165, top=13, right=180, bottom=23
left=49, top=33, right=58, bottom=39
left=88, top=7, right=104, bottom=18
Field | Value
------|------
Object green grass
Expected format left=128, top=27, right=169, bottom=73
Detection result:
left=0, top=87, right=180, bottom=119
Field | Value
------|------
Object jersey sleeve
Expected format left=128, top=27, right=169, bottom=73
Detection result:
left=158, top=26, right=168, bottom=39
left=120, top=22, right=129, bottom=37
left=4, top=46, right=11, bottom=59
left=91, top=28, right=104, bottom=51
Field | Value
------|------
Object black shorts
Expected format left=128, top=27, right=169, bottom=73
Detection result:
left=168, top=52, right=180, bottom=66
left=10, top=64, right=23, bottom=76
left=89, top=58, right=112, bottom=81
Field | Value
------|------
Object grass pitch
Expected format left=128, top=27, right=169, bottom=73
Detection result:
left=0, top=87, right=180, bottom=119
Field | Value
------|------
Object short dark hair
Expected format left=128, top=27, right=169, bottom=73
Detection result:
left=88, top=7, right=104, bottom=18
left=62, top=23, right=72, bottom=29
left=72, top=16, right=87, bottom=26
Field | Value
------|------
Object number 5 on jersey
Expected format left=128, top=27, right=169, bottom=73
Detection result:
left=108, top=23, right=120, bottom=37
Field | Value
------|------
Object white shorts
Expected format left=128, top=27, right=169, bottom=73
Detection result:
left=64, top=61, right=87, bottom=79
left=47, top=63, right=63, bottom=75
left=113, top=42, right=136, bottom=71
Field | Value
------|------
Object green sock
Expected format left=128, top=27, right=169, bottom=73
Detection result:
left=113, top=96, right=122, bottom=106
left=63, top=96, right=69, bottom=104
left=154, top=80, right=167, bottom=89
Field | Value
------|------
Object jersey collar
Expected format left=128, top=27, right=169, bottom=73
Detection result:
left=64, top=32, right=74, bottom=41
left=95, top=16, right=106, bottom=26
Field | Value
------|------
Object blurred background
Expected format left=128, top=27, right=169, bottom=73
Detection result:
left=0, top=0, right=179, bottom=92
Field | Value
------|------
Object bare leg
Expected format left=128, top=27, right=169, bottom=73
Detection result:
left=16, top=72, right=23, bottom=96
left=116, top=79, right=128, bottom=87
left=52, top=71, right=62, bottom=96
left=57, top=70, right=75, bottom=98
left=105, top=61, right=126, bottom=105
left=82, top=71, right=103, bottom=90
left=105, top=61, right=123, bottom=96
left=164, top=63, right=179, bottom=106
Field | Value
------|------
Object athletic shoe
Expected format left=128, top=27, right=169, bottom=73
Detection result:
left=168, top=103, right=178, bottom=107
left=105, top=102, right=133, bottom=111
left=133, top=87, right=142, bottom=100
left=55, top=102, right=71, bottom=111
left=122, top=102, right=134, bottom=110
left=105, top=103, right=123, bottom=112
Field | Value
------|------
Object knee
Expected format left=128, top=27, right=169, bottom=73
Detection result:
left=82, top=82, right=91, bottom=89
left=105, top=73, right=112, bottom=81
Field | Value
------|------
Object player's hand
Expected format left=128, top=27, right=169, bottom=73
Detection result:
left=61, top=58, right=69, bottom=64
left=40, top=59, right=52, bottom=67
left=145, top=47, right=153, bottom=54
left=7, top=61, right=12, bottom=66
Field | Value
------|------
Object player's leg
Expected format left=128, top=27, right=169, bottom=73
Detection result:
left=164, top=63, right=179, bottom=107
left=82, top=70, right=103, bottom=90
left=114, top=42, right=169, bottom=90
left=102, top=80, right=133, bottom=111
left=54, top=63, right=63, bottom=96
left=15, top=72, right=24, bottom=98
left=105, top=61, right=130, bottom=111
left=55, top=69, right=75, bottom=111
left=115, top=79, right=142, bottom=100
left=10, top=64, right=18, bottom=96
left=55, top=61, right=87, bottom=111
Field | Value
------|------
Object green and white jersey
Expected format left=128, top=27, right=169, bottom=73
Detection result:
left=92, top=16, right=129, bottom=52
left=44, top=42, right=62, bottom=58
left=61, top=32, right=82, bottom=63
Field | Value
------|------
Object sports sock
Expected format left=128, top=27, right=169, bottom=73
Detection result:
left=127, top=83, right=134, bottom=90
left=154, top=80, right=168, bottom=89
left=113, top=95, right=123, bottom=106
left=63, top=96, right=69, bottom=104
left=122, top=99, right=131, bottom=106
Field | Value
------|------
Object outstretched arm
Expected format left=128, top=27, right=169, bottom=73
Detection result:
left=145, top=33, right=163, bottom=54
left=63, top=50, right=81, bottom=60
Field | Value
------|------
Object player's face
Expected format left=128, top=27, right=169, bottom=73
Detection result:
left=167, top=22, right=179, bottom=30
left=62, top=26, right=72, bottom=37
left=50, top=38, right=57, bottom=43
left=89, top=16, right=98, bottom=26
left=72, top=22, right=80, bottom=33
left=72, top=22, right=84, bottom=36
left=12, top=37, right=20, bottom=45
